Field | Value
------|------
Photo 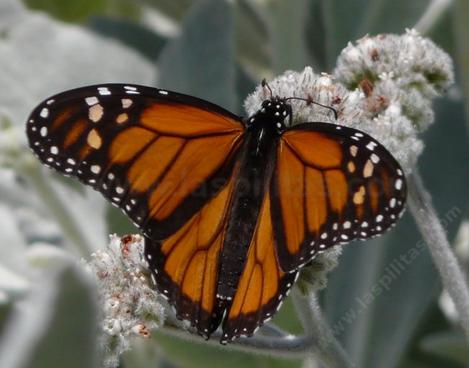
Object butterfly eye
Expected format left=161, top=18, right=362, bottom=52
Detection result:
left=261, top=100, right=271, bottom=108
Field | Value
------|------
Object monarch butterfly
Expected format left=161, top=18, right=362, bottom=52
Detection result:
left=26, top=83, right=406, bottom=343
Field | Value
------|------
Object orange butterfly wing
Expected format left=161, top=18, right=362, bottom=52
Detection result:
left=144, top=162, right=240, bottom=337
left=27, top=84, right=244, bottom=240
left=272, top=123, right=406, bottom=272
left=221, top=190, right=298, bottom=343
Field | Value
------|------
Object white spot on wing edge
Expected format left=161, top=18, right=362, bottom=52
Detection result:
left=91, top=165, right=101, bottom=174
left=366, top=141, right=378, bottom=151
left=40, top=108, right=49, bottom=118
left=85, top=96, right=99, bottom=106
left=98, top=87, right=111, bottom=95
left=121, top=99, right=133, bottom=109
left=395, top=178, right=403, bottom=190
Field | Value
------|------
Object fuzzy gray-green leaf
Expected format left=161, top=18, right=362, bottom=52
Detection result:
left=157, top=0, right=237, bottom=111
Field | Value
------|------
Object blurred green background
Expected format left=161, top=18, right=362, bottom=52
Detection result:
left=0, top=0, right=468, bottom=367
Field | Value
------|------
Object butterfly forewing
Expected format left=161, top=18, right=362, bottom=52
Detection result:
left=26, top=84, right=244, bottom=240
left=272, top=122, right=406, bottom=272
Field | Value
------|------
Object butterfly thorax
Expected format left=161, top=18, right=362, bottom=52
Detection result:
left=245, top=97, right=291, bottom=134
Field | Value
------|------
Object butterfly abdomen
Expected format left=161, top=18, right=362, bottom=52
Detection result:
left=217, top=123, right=278, bottom=300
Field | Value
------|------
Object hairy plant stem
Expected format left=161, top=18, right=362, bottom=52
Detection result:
left=157, top=289, right=353, bottom=367
left=20, top=162, right=92, bottom=258
left=292, top=289, right=354, bottom=367
left=408, top=170, right=469, bottom=340
left=414, top=0, right=454, bottom=35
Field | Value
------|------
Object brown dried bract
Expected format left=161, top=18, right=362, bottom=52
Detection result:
left=360, top=79, right=374, bottom=97
left=331, top=96, right=342, bottom=105
left=121, top=234, right=137, bottom=255
left=367, top=95, right=390, bottom=116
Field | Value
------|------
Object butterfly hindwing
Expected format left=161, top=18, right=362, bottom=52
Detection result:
left=272, top=122, right=406, bottom=272
left=144, top=162, right=240, bottom=337
left=27, top=84, right=245, bottom=240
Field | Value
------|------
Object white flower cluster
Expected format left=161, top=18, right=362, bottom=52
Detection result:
left=335, top=29, right=454, bottom=104
left=0, top=114, right=31, bottom=170
left=244, top=29, right=454, bottom=171
left=85, top=235, right=165, bottom=368
left=335, top=29, right=454, bottom=168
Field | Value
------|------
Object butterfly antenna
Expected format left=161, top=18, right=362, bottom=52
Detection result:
left=261, top=79, right=273, bottom=99
left=285, top=96, right=338, bottom=120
